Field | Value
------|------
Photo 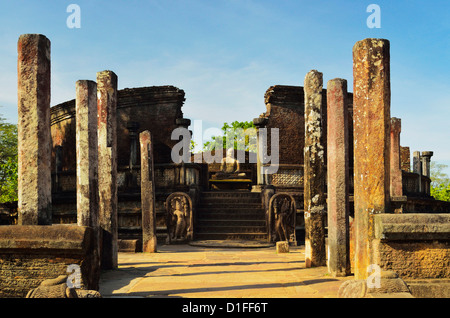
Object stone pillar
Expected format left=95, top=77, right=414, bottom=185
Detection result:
left=413, top=151, right=422, bottom=193
left=353, top=38, right=391, bottom=280
left=76, top=80, right=99, bottom=228
left=127, top=122, right=140, bottom=170
left=390, top=118, right=403, bottom=197
left=326, top=78, right=350, bottom=277
left=97, top=70, right=118, bottom=269
left=17, top=34, right=52, bottom=225
left=421, top=151, right=433, bottom=178
left=400, top=146, right=411, bottom=172
left=253, top=117, right=268, bottom=190
left=303, top=70, right=326, bottom=267
left=140, top=130, right=157, bottom=253
left=413, top=151, right=421, bottom=174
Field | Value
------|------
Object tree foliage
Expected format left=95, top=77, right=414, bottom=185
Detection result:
left=0, top=114, right=18, bottom=203
left=202, top=121, right=256, bottom=152
left=430, top=162, right=450, bottom=202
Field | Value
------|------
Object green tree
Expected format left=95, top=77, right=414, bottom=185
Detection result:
left=430, top=162, right=450, bottom=202
left=203, top=121, right=257, bottom=152
left=0, top=114, right=18, bottom=203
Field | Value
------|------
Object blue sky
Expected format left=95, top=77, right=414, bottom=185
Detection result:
left=0, top=0, right=449, bottom=173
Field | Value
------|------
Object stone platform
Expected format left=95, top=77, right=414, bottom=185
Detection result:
left=99, top=244, right=353, bottom=298
left=189, top=240, right=275, bottom=248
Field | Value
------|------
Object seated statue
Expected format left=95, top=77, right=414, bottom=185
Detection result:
left=212, top=148, right=247, bottom=180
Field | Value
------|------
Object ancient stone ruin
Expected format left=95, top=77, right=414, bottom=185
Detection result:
left=0, top=33, right=449, bottom=298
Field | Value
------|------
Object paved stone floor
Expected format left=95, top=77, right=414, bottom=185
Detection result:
left=99, top=243, right=354, bottom=298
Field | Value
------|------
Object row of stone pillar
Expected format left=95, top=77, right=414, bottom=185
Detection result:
left=303, top=38, right=424, bottom=279
left=17, top=34, right=119, bottom=269
left=302, top=39, right=390, bottom=277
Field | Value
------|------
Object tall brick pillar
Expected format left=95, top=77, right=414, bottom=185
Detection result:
left=140, top=130, right=157, bottom=253
left=326, top=78, right=351, bottom=276
left=303, top=70, right=326, bottom=267
left=97, top=70, right=118, bottom=269
left=390, top=118, right=403, bottom=197
left=353, top=38, right=391, bottom=280
left=17, top=34, right=52, bottom=225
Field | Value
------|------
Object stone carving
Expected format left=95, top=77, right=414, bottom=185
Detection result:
left=269, top=170, right=303, bottom=186
left=212, top=148, right=247, bottom=179
left=26, top=275, right=101, bottom=298
left=268, top=193, right=296, bottom=243
left=337, top=271, right=412, bottom=298
left=165, top=192, right=193, bottom=243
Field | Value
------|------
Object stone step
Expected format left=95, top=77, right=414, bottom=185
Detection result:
left=197, top=219, right=266, bottom=227
left=200, top=197, right=262, bottom=204
left=197, top=208, right=264, bottom=215
left=194, top=232, right=269, bottom=241
left=194, top=191, right=268, bottom=241
left=198, top=214, right=265, bottom=222
left=201, top=191, right=261, bottom=199
left=197, top=204, right=264, bottom=214
left=196, top=225, right=267, bottom=233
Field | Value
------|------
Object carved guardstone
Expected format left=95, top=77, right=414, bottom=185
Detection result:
left=268, top=193, right=296, bottom=244
left=165, top=193, right=193, bottom=244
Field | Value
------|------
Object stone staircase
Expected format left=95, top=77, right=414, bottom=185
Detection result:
left=194, top=191, right=268, bottom=241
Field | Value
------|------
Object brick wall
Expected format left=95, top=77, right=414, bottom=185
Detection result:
left=262, top=85, right=354, bottom=166
left=50, top=85, right=186, bottom=175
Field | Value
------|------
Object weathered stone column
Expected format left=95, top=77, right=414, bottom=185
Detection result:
left=353, top=38, right=391, bottom=280
left=140, top=130, right=157, bottom=253
left=421, top=151, right=433, bottom=178
left=400, top=146, right=411, bottom=172
left=413, top=151, right=422, bottom=193
left=97, top=70, right=118, bottom=269
left=303, top=70, right=326, bottom=267
left=76, top=80, right=99, bottom=227
left=413, top=151, right=421, bottom=174
left=390, top=118, right=403, bottom=197
left=253, top=117, right=268, bottom=190
left=127, top=122, right=140, bottom=170
left=17, top=34, right=52, bottom=225
left=326, top=78, right=350, bottom=276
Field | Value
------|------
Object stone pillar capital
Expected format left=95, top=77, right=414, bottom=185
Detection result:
left=421, top=151, right=433, bottom=159
left=391, top=117, right=401, bottom=133
left=253, top=117, right=268, bottom=128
